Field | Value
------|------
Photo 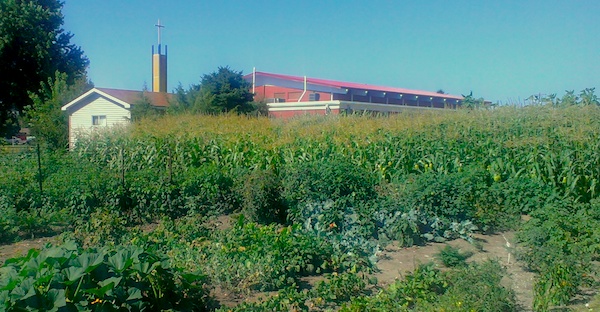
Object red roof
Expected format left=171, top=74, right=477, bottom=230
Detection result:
left=249, top=71, right=463, bottom=100
left=96, top=88, right=172, bottom=107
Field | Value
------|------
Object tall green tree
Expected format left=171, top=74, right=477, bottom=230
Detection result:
left=0, top=0, right=89, bottom=136
left=194, top=66, right=255, bottom=114
left=130, top=91, right=162, bottom=122
left=25, top=71, right=92, bottom=149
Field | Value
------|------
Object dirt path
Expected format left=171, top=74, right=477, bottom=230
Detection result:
left=374, top=232, right=534, bottom=311
left=0, top=236, right=61, bottom=266
left=0, top=231, right=534, bottom=310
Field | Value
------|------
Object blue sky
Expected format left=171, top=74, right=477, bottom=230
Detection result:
left=63, top=1, right=600, bottom=103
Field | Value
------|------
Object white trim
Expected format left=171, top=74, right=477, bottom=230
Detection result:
left=61, top=88, right=132, bottom=111
left=267, top=100, right=454, bottom=113
left=268, top=100, right=340, bottom=111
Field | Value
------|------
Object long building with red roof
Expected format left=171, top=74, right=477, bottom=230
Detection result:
left=244, top=71, right=463, bottom=118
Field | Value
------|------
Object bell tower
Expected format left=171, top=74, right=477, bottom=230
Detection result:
left=152, top=19, right=167, bottom=93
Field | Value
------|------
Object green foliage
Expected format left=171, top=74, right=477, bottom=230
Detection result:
left=3, top=105, right=600, bottom=310
left=171, top=66, right=256, bottom=115
left=436, top=244, right=473, bottom=267
left=293, top=200, right=380, bottom=270
left=461, top=91, right=486, bottom=109
left=0, top=194, right=68, bottom=243
left=282, top=156, right=377, bottom=213
left=69, top=208, right=132, bottom=247
left=340, top=261, right=515, bottom=312
left=25, top=71, right=92, bottom=149
left=198, top=216, right=339, bottom=292
left=0, top=242, right=209, bottom=311
left=223, top=272, right=368, bottom=312
left=517, top=198, right=600, bottom=309
left=130, top=90, right=163, bottom=122
left=137, top=214, right=373, bottom=295
left=223, top=285, right=311, bottom=312
left=554, top=88, right=599, bottom=107
left=0, top=195, right=20, bottom=242
left=422, top=261, right=516, bottom=312
left=579, top=87, right=599, bottom=106
left=0, top=0, right=89, bottom=136
left=313, top=272, right=367, bottom=305
left=238, top=168, right=286, bottom=224
left=339, top=263, right=447, bottom=310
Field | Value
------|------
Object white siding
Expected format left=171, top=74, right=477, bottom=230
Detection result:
left=68, top=94, right=131, bottom=147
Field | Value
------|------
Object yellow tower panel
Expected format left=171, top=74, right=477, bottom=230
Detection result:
left=152, top=53, right=167, bottom=93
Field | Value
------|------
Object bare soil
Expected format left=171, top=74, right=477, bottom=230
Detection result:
left=212, top=230, right=536, bottom=310
left=374, top=232, right=535, bottom=311
left=5, top=230, right=594, bottom=312
left=0, top=236, right=61, bottom=265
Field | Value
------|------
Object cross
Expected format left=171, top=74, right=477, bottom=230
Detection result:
left=155, top=19, right=165, bottom=45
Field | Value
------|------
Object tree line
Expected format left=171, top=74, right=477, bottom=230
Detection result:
left=0, top=0, right=263, bottom=150
left=2, top=0, right=598, bottom=150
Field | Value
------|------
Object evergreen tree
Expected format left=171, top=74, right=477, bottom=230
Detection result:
left=195, top=66, right=255, bottom=114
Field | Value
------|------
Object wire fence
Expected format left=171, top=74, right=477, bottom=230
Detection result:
left=1, top=143, right=45, bottom=196
left=0, top=144, right=36, bottom=154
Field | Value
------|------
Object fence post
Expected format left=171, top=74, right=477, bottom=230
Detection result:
left=167, top=146, right=173, bottom=184
left=121, top=147, right=125, bottom=188
left=37, top=143, right=43, bottom=196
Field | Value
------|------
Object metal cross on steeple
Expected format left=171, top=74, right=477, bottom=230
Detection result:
left=155, top=19, right=165, bottom=45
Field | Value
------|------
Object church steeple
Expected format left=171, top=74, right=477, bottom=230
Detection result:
left=152, top=19, right=167, bottom=93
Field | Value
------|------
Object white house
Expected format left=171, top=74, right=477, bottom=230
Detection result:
left=61, top=87, right=171, bottom=148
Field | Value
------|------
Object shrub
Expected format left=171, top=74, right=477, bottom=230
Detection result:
left=517, top=198, right=600, bottom=309
left=0, top=195, right=19, bottom=242
left=399, top=167, right=491, bottom=227
left=238, top=168, right=286, bottom=224
left=281, top=156, right=377, bottom=211
left=179, top=164, right=238, bottom=216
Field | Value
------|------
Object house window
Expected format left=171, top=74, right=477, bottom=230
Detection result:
left=92, top=115, right=106, bottom=126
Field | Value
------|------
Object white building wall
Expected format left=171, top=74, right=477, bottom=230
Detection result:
left=68, top=94, right=131, bottom=147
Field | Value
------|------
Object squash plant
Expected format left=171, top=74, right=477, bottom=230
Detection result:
left=0, top=241, right=208, bottom=311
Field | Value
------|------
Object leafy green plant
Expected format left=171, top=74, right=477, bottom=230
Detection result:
left=0, top=242, right=209, bottom=311
left=518, top=198, right=600, bottom=310
left=238, top=168, right=286, bottom=224
left=339, top=263, right=446, bottom=310
left=222, top=272, right=369, bottom=312
left=70, top=208, right=132, bottom=247
left=423, top=260, right=516, bottom=312
left=436, top=244, right=473, bottom=267
left=340, top=261, right=515, bottom=312
left=197, top=216, right=339, bottom=293
left=312, top=272, right=367, bottom=305
left=282, top=155, right=377, bottom=213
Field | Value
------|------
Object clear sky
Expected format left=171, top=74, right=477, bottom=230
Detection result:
left=62, top=0, right=600, bottom=103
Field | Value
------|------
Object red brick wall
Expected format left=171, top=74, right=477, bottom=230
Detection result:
left=254, top=86, right=331, bottom=102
